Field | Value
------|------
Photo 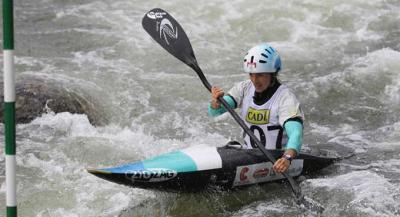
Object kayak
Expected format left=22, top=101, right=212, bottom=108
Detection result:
left=88, top=145, right=338, bottom=191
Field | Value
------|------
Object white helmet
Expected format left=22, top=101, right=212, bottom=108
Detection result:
left=243, top=43, right=281, bottom=73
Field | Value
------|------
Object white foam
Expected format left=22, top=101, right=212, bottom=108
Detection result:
left=12, top=110, right=231, bottom=216
left=0, top=180, right=5, bottom=193
left=349, top=48, right=400, bottom=75
left=384, top=79, right=400, bottom=105
left=22, top=112, right=97, bottom=139
left=306, top=171, right=399, bottom=216
left=232, top=201, right=290, bottom=217
left=326, top=121, right=400, bottom=153
left=310, top=123, right=355, bottom=138
left=14, top=112, right=159, bottom=217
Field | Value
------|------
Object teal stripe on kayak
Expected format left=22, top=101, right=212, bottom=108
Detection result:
left=142, top=151, right=197, bottom=172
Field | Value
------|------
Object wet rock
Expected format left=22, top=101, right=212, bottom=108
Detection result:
left=0, top=75, right=107, bottom=125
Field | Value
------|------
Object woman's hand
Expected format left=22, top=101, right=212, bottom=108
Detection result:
left=273, top=149, right=296, bottom=173
left=211, top=87, right=224, bottom=109
left=272, top=158, right=291, bottom=173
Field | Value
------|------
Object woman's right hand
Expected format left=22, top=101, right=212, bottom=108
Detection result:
left=211, top=86, right=224, bottom=109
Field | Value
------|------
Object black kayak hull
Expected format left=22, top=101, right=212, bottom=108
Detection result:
left=88, top=145, right=337, bottom=191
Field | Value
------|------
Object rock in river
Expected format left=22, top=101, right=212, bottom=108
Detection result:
left=0, top=75, right=107, bottom=125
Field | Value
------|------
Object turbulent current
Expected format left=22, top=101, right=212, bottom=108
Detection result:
left=1, top=0, right=400, bottom=216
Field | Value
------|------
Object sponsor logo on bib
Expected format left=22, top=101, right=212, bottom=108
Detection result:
left=245, top=107, right=269, bottom=125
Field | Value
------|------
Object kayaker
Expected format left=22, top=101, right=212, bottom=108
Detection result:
left=208, top=43, right=304, bottom=173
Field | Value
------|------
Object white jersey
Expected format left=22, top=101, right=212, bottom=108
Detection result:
left=228, top=80, right=304, bottom=149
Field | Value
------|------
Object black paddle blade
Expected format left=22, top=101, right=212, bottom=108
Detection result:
left=142, top=8, right=198, bottom=70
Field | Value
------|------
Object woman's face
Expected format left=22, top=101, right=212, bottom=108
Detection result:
left=249, top=73, right=272, bottom=92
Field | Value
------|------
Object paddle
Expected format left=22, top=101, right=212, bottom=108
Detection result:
left=142, top=8, right=317, bottom=208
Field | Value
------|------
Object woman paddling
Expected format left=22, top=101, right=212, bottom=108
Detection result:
left=208, top=43, right=304, bottom=173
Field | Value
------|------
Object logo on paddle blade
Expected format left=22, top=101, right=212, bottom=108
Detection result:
left=147, top=11, right=167, bottom=19
left=159, top=18, right=178, bottom=45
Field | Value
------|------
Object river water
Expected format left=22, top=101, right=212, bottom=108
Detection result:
left=1, top=0, right=400, bottom=216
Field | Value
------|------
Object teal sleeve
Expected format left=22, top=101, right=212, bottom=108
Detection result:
left=283, top=120, right=303, bottom=154
left=208, top=95, right=236, bottom=117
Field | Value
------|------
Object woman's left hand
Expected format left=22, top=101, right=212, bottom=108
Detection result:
left=273, top=158, right=291, bottom=173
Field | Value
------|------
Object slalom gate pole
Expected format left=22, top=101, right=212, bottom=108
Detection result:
left=3, top=0, right=17, bottom=216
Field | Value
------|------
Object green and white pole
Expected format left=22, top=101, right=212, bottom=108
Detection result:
left=3, top=0, right=17, bottom=217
